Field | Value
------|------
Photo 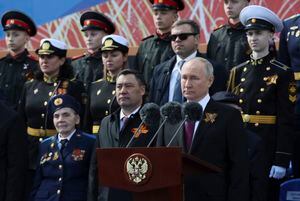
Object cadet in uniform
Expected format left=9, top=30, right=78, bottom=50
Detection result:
left=278, top=13, right=300, bottom=178
left=30, top=94, right=95, bottom=201
left=207, top=0, right=251, bottom=72
left=85, top=35, right=129, bottom=134
left=0, top=10, right=38, bottom=109
left=72, top=11, right=115, bottom=90
left=227, top=5, right=295, bottom=201
left=18, top=38, right=85, bottom=197
left=134, top=0, right=184, bottom=86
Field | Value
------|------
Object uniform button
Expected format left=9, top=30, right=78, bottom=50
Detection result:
left=112, top=90, right=115, bottom=95
left=39, top=138, right=43, bottom=142
left=257, top=99, right=262, bottom=103
left=40, top=126, right=44, bottom=129
left=54, top=83, right=57, bottom=87
left=241, top=78, right=245, bottom=82
left=243, top=67, right=247, bottom=72
left=240, top=88, right=244, bottom=93
left=239, top=99, right=243, bottom=104
left=57, top=189, right=61, bottom=194
left=107, top=99, right=111, bottom=104
left=105, top=110, right=109, bottom=115
left=243, top=114, right=250, bottom=122
left=49, top=92, right=52, bottom=96
left=263, top=77, right=268, bottom=81
left=58, top=177, right=62, bottom=182
left=44, top=101, right=48, bottom=106
left=266, top=67, right=271, bottom=71
left=255, top=123, right=259, bottom=127
left=59, top=165, right=63, bottom=169
left=97, top=89, right=101, bottom=95
left=5, top=84, right=8, bottom=88
left=260, top=88, right=265, bottom=92
left=224, top=58, right=228, bottom=61
left=256, top=111, right=260, bottom=115
left=41, top=113, right=45, bottom=118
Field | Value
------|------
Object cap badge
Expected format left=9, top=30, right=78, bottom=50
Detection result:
left=104, top=39, right=113, bottom=47
left=42, top=42, right=51, bottom=50
left=86, top=20, right=91, bottom=25
left=54, top=97, right=63, bottom=106
left=9, top=19, right=15, bottom=24
left=251, top=18, right=256, bottom=24
left=159, top=0, right=163, bottom=3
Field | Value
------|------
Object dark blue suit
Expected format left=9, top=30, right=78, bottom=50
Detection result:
left=30, top=130, right=95, bottom=201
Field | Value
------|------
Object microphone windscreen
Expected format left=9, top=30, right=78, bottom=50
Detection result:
left=183, top=102, right=203, bottom=121
left=139, top=103, right=160, bottom=125
left=160, top=101, right=183, bottom=124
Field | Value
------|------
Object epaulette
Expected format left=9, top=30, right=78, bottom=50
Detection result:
left=27, top=54, right=38, bottom=61
left=92, top=78, right=104, bottom=84
left=270, top=59, right=290, bottom=71
left=284, top=14, right=300, bottom=21
left=141, top=35, right=154, bottom=41
left=231, top=60, right=250, bottom=70
left=213, top=24, right=226, bottom=32
left=72, top=54, right=85, bottom=60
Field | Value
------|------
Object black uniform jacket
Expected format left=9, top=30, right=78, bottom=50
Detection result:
left=227, top=54, right=295, bottom=168
left=149, top=52, right=228, bottom=106
left=0, top=100, right=27, bottom=201
left=156, top=99, right=249, bottom=201
left=134, top=34, right=175, bottom=86
left=0, top=49, right=38, bottom=108
left=207, top=23, right=251, bottom=72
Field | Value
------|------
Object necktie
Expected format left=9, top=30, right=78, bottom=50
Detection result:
left=120, top=116, right=129, bottom=131
left=60, top=139, right=68, bottom=154
left=184, top=121, right=195, bottom=150
left=173, top=60, right=185, bottom=103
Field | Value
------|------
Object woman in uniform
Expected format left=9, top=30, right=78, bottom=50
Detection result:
left=85, top=34, right=129, bottom=134
left=18, top=38, right=85, bottom=196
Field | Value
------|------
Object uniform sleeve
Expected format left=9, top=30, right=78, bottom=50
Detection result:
left=275, top=69, right=294, bottom=167
left=5, top=112, right=28, bottom=201
left=226, top=108, right=249, bottom=201
left=206, top=32, right=217, bottom=59
left=87, top=138, right=99, bottom=201
left=278, top=21, right=291, bottom=66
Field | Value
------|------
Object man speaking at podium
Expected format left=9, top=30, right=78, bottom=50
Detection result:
left=157, top=57, right=249, bottom=201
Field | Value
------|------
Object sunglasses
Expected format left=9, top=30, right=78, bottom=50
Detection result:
left=170, top=33, right=198, bottom=41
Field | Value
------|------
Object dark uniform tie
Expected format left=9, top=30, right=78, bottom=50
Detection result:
left=184, top=121, right=195, bottom=150
left=60, top=139, right=68, bottom=154
left=173, top=60, right=185, bottom=103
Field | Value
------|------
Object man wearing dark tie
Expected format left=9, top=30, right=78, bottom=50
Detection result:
left=156, top=57, right=249, bottom=201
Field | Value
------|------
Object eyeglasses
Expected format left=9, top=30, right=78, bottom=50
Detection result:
left=170, top=33, right=198, bottom=41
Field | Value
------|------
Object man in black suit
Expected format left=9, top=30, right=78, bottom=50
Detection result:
left=149, top=19, right=227, bottom=106
left=0, top=100, right=27, bottom=201
left=88, top=69, right=159, bottom=201
left=157, top=57, right=249, bottom=201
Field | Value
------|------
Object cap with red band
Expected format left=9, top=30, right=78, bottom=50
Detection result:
left=1, top=10, right=37, bottom=36
left=80, top=11, right=115, bottom=34
left=149, top=0, right=185, bottom=11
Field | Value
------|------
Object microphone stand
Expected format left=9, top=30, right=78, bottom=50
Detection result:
left=125, top=119, right=145, bottom=148
left=166, top=115, right=188, bottom=147
left=146, top=117, right=168, bottom=148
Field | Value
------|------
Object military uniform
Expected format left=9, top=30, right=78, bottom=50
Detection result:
left=72, top=51, right=103, bottom=89
left=0, top=50, right=38, bottom=108
left=30, top=130, right=95, bottom=201
left=18, top=78, right=85, bottom=169
left=278, top=14, right=300, bottom=178
left=0, top=10, right=38, bottom=109
left=135, top=34, right=175, bottom=85
left=207, top=23, right=251, bottom=72
left=85, top=77, right=119, bottom=134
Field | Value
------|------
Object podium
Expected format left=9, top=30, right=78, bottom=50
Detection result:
left=96, top=147, right=222, bottom=201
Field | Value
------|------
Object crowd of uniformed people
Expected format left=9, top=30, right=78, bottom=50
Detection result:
left=0, top=0, right=300, bottom=201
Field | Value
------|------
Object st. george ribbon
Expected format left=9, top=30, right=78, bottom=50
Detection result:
left=146, top=101, right=183, bottom=147
left=166, top=102, right=203, bottom=147
left=125, top=103, right=160, bottom=148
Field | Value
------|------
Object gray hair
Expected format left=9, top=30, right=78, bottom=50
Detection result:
left=185, top=57, right=214, bottom=78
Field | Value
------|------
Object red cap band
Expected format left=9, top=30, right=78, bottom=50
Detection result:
left=153, top=0, right=178, bottom=8
left=6, top=19, right=31, bottom=33
left=83, top=19, right=110, bottom=32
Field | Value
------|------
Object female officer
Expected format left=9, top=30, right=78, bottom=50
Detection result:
left=18, top=38, right=85, bottom=195
left=227, top=5, right=295, bottom=201
left=85, top=34, right=129, bottom=134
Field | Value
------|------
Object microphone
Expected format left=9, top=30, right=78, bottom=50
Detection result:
left=125, top=103, right=160, bottom=148
left=147, top=102, right=183, bottom=147
left=167, top=102, right=203, bottom=147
